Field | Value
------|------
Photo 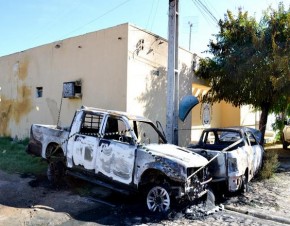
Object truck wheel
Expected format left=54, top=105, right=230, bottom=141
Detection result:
left=47, top=161, right=65, bottom=185
left=146, top=183, right=171, bottom=212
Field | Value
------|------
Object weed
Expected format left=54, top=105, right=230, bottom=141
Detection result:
left=258, top=151, right=279, bottom=180
left=0, top=137, right=47, bottom=175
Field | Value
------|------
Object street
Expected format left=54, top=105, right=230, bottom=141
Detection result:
left=0, top=145, right=290, bottom=226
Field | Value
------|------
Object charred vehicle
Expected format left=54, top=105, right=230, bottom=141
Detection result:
left=188, top=127, right=264, bottom=193
left=27, top=106, right=211, bottom=212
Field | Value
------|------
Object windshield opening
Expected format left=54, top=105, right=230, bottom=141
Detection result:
left=128, top=120, right=166, bottom=144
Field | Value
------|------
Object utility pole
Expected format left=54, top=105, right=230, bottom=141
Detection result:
left=188, top=21, right=193, bottom=51
left=166, top=0, right=179, bottom=145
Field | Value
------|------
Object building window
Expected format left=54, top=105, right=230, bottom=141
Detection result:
left=36, top=87, right=43, bottom=98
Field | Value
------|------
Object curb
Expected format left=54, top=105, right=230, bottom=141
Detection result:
left=225, top=205, right=290, bottom=225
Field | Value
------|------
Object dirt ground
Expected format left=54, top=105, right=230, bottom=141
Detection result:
left=0, top=145, right=290, bottom=226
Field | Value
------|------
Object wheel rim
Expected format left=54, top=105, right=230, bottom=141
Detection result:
left=147, top=186, right=170, bottom=212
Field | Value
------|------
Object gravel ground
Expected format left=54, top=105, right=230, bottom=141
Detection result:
left=0, top=145, right=289, bottom=226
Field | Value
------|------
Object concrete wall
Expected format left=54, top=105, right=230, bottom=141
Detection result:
left=126, top=25, right=194, bottom=146
left=190, top=84, right=242, bottom=143
left=0, top=23, right=194, bottom=146
left=0, top=24, right=129, bottom=138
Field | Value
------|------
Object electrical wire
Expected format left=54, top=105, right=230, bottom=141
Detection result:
left=59, top=0, right=132, bottom=39
left=28, top=0, right=83, bottom=42
left=149, top=0, right=160, bottom=31
left=195, top=0, right=218, bottom=23
left=192, top=0, right=216, bottom=28
left=191, top=0, right=218, bottom=28
left=146, top=1, right=155, bottom=30
left=203, top=0, right=221, bottom=21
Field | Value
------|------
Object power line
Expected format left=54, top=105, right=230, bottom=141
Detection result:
left=191, top=0, right=218, bottom=27
left=196, top=0, right=218, bottom=23
left=203, top=0, right=221, bottom=21
left=146, top=1, right=155, bottom=29
left=149, top=0, right=160, bottom=31
left=28, top=0, right=84, bottom=42
left=146, top=0, right=160, bottom=32
left=193, top=1, right=216, bottom=28
left=59, top=0, right=132, bottom=39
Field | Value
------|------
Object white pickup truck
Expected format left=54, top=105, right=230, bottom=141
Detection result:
left=188, top=127, right=264, bottom=194
left=27, top=106, right=211, bottom=212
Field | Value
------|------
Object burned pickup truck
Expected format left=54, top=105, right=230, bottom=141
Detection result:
left=188, top=127, right=264, bottom=193
left=27, top=106, right=211, bottom=212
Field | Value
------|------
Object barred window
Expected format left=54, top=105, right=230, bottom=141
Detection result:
left=80, top=113, right=103, bottom=136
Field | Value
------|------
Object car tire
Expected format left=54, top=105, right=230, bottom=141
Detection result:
left=47, top=161, right=65, bottom=185
left=145, top=182, right=171, bottom=213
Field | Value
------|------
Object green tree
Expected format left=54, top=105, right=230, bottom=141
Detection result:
left=196, top=3, right=290, bottom=144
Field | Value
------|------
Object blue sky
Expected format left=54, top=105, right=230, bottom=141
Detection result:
left=0, top=0, right=288, bottom=57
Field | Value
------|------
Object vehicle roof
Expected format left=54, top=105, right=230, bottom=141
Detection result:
left=80, top=106, right=151, bottom=122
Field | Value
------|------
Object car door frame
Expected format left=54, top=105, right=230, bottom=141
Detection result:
left=67, top=110, right=104, bottom=172
left=96, top=114, right=137, bottom=185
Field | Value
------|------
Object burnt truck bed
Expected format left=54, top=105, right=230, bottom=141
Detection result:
left=27, top=124, right=70, bottom=158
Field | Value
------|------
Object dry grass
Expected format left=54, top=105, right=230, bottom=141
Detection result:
left=258, top=150, right=280, bottom=180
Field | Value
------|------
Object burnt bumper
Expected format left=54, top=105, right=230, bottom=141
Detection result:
left=173, top=167, right=212, bottom=200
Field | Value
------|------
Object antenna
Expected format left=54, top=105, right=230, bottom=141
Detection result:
left=56, top=93, right=63, bottom=128
left=188, top=21, right=193, bottom=51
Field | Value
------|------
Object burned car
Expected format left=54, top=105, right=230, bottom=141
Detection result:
left=188, top=127, right=264, bottom=193
left=27, top=106, right=211, bottom=212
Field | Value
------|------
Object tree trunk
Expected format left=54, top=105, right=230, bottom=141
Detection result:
left=259, top=102, right=271, bottom=146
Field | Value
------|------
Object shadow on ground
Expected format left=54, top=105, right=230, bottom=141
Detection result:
left=0, top=171, right=185, bottom=225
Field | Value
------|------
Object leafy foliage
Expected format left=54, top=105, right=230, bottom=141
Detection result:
left=196, top=3, right=290, bottom=143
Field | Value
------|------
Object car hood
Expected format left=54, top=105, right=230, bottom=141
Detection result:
left=143, top=143, right=208, bottom=168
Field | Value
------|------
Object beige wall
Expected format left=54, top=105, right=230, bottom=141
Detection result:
left=220, top=101, right=241, bottom=127
left=240, top=105, right=258, bottom=128
left=0, top=23, right=194, bottom=146
left=190, top=83, right=242, bottom=142
left=0, top=24, right=129, bottom=138
left=126, top=25, right=194, bottom=146
left=0, top=22, right=258, bottom=146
